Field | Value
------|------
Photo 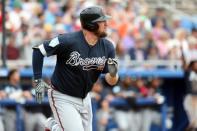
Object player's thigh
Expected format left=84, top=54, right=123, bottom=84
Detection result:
left=53, top=102, right=84, bottom=131
left=48, top=90, right=84, bottom=131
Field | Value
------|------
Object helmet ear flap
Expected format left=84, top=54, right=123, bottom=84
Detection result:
left=82, top=22, right=99, bottom=32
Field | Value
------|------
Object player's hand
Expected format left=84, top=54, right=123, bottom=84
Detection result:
left=107, top=58, right=118, bottom=77
left=34, top=79, right=50, bottom=104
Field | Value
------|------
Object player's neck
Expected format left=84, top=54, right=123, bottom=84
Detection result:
left=82, top=30, right=98, bottom=46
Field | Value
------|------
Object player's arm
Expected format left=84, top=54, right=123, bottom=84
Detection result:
left=32, top=45, right=45, bottom=80
left=103, top=41, right=119, bottom=86
left=32, top=45, right=50, bottom=103
left=32, top=36, right=62, bottom=103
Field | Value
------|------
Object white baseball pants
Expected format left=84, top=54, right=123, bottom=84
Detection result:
left=48, top=88, right=93, bottom=131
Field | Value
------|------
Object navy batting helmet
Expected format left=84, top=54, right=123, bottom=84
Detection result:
left=80, top=6, right=111, bottom=32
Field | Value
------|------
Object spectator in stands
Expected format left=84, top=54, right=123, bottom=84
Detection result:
left=171, top=15, right=182, bottom=32
left=145, top=31, right=158, bottom=55
left=61, top=0, right=75, bottom=32
left=19, top=22, right=45, bottom=63
left=2, top=69, right=46, bottom=131
left=15, top=22, right=31, bottom=60
left=7, top=0, right=23, bottom=32
left=134, top=5, right=152, bottom=38
left=128, top=35, right=147, bottom=61
left=146, top=45, right=160, bottom=60
left=147, top=77, right=162, bottom=96
left=121, top=29, right=135, bottom=55
left=44, top=2, right=59, bottom=26
left=168, top=28, right=188, bottom=60
left=152, top=18, right=167, bottom=41
left=167, top=45, right=181, bottom=61
left=6, top=35, right=20, bottom=60
left=155, top=30, right=170, bottom=59
left=135, top=78, right=149, bottom=97
left=151, top=7, right=168, bottom=29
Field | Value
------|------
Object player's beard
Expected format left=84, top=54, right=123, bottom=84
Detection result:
left=94, top=30, right=107, bottom=38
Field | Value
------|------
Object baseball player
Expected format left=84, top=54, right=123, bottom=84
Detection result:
left=181, top=36, right=197, bottom=131
left=32, top=6, right=119, bottom=131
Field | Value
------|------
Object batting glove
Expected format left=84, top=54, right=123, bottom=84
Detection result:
left=108, top=58, right=118, bottom=77
left=34, top=79, right=50, bottom=104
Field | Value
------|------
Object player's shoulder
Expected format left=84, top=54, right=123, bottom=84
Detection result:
left=58, top=31, right=80, bottom=44
left=100, top=38, right=112, bottom=44
left=100, top=38, right=115, bottom=50
left=58, top=31, right=80, bottom=42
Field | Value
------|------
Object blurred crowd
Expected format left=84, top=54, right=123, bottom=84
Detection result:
left=91, top=76, right=165, bottom=131
left=0, top=69, right=47, bottom=131
left=0, top=0, right=196, bottom=67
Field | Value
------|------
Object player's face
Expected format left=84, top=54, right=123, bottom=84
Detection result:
left=94, top=21, right=108, bottom=38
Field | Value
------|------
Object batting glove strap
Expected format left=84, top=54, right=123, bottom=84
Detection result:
left=108, top=58, right=118, bottom=77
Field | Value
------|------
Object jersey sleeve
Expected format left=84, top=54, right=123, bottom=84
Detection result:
left=102, top=40, right=116, bottom=73
left=38, top=34, right=66, bottom=57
